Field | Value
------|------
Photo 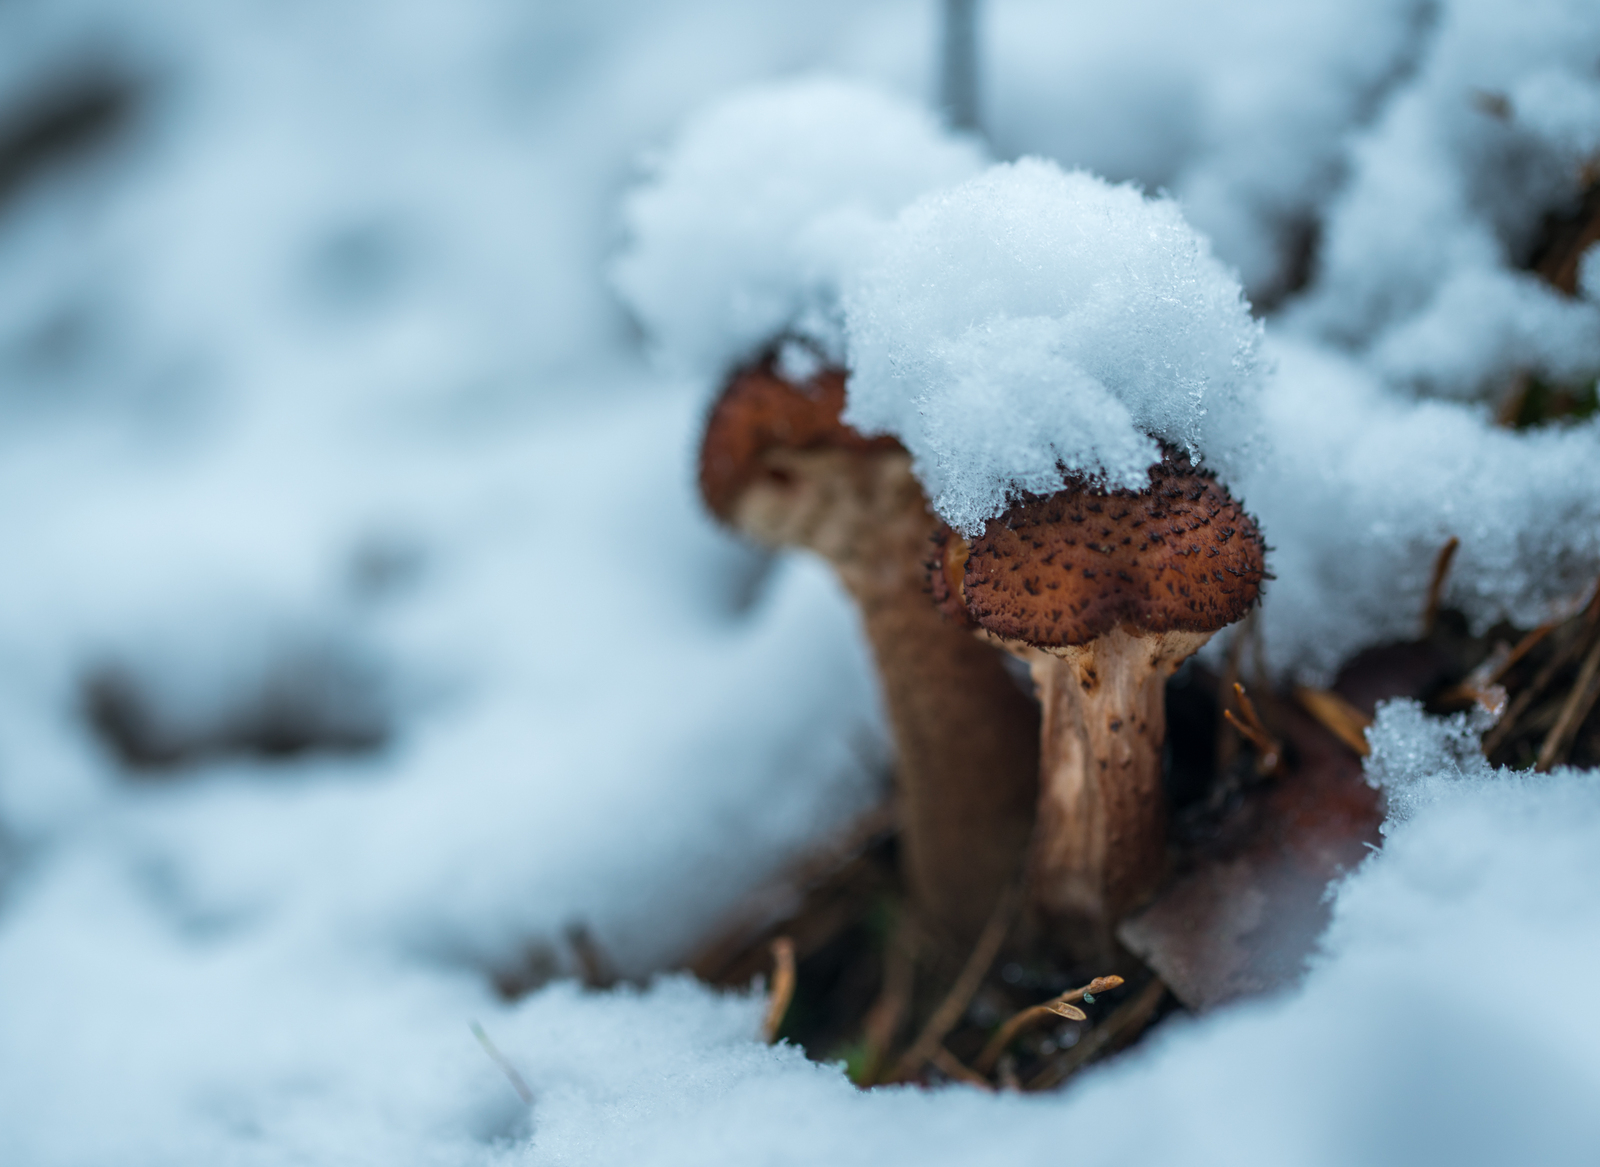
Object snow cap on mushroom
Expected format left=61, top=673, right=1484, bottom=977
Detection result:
left=613, top=78, right=986, bottom=382
left=844, top=158, right=1263, bottom=536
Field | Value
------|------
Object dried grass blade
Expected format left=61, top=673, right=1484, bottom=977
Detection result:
left=761, top=936, right=797, bottom=1043
left=1293, top=686, right=1373, bottom=756
left=1422, top=536, right=1460, bottom=637
left=888, top=882, right=1019, bottom=1083
left=1536, top=636, right=1600, bottom=771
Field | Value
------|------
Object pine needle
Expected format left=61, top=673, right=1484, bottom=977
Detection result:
left=1293, top=686, right=1373, bottom=756
left=1484, top=617, right=1600, bottom=757
left=856, top=918, right=917, bottom=1085
left=928, top=1045, right=993, bottom=1090
left=1422, top=536, right=1460, bottom=637
left=1225, top=682, right=1284, bottom=775
left=1537, top=635, right=1600, bottom=771
left=761, top=936, right=797, bottom=1043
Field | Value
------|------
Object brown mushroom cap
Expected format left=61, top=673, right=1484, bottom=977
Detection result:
left=937, top=454, right=1266, bottom=646
left=698, top=353, right=901, bottom=522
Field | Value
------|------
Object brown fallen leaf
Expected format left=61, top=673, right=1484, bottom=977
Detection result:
left=1120, top=700, right=1382, bottom=1011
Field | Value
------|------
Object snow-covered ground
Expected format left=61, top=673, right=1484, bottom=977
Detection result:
left=2, top=1, right=1599, bottom=1162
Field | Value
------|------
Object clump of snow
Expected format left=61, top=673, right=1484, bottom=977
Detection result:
left=1244, top=338, right=1600, bottom=680
left=612, top=77, right=985, bottom=381
left=844, top=158, right=1261, bottom=535
left=1362, top=698, right=1498, bottom=826
left=1287, top=0, right=1600, bottom=400
left=985, top=0, right=1432, bottom=304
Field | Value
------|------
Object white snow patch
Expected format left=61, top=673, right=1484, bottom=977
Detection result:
left=1244, top=338, right=1600, bottom=680
left=843, top=159, right=1261, bottom=535
left=612, top=76, right=985, bottom=382
left=1286, top=0, right=1600, bottom=400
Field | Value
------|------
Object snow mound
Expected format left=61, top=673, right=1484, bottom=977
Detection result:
left=843, top=158, right=1261, bottom=535
left=985, top=0, right=1429, bottom=303
left=1246, top=338, right=1600, bottom=680
left=612, top=77, right=986, bottom=382
left=11, top=703, right=1600, bottom=1164
left=1288, top=0, right=1600, bottom=400
left=517, top=706, right=1600, bottom=1166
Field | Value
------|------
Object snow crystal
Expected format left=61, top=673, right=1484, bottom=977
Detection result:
left=1362, top=698, right=1498, bottom=825
left=612, top=77, right=986, bottom=382
left=843, top=158, right=1262, bottom=534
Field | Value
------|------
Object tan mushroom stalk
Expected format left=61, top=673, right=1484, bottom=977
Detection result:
left=932, top=454, right=1266, bottom=964
left=701, top=353, right=1040, bottom=950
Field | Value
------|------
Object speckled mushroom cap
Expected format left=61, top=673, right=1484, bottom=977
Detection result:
left=931, top=454, right=1266, bottom=646
left=698, top=353, right=902, bottom=522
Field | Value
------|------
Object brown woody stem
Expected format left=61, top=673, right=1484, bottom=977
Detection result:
left=1016, top=628, right=1209, bottom=963
left=737, top=449, right=1039, bottom=950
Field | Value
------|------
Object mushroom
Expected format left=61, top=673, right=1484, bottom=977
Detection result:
left=931, top=452, right=1266, bottom=964
left=701, top=351, right=1040, bottom=950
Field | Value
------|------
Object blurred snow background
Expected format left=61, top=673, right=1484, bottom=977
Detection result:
left=1, top=0, right=1598, bottom=1162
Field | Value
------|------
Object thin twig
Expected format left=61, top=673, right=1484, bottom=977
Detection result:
left=1422, top=536, right=1460, bottom=637
left=1484, top=620, right=1599, bottom=756
left=888, top=882, right=1020, bottom=1083
left=1537, top=636, right=1600, bottom=771
left=972, top=975, right=1121, bottom=1074
left=1491, top=622, right=1558, bottom=683
left=761, top=936, right=797, bottom=1043
left=470, top=1021, right=534, bottom=1105
left=938, top=0, right=980, bottom=133
left=1224, top=682, right=1284, bottom=775
left=1024, top=978, right=1167, bottom=1092
left=1293, top=686, right=1373, bottom=756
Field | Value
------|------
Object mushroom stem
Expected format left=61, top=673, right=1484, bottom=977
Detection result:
left=740, top=448, right=1039, bottom=949
left=932, top=456, right=1266, bottom=964
left=1016, top=629, right=1210, bottom=959
left=702, top=360, right=1038, bottom=952
left=852, top=543, right=1039, bottom=951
